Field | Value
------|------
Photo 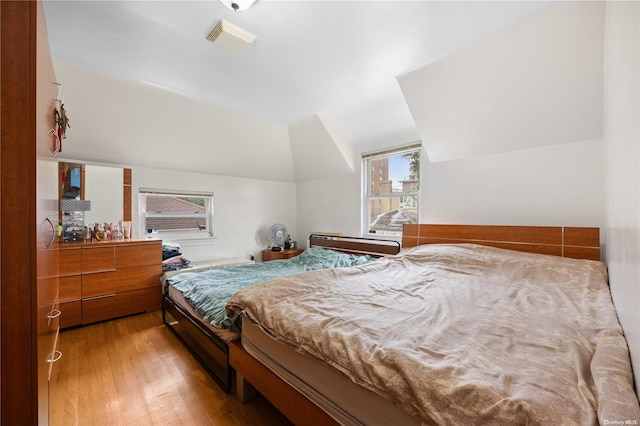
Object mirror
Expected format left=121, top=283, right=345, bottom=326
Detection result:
left=59, top=162, right=85, bottom=200
left=59, top=162, right=127, bottom=226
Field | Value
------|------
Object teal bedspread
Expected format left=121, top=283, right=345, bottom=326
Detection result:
left=166, top=247, right=375, bottom=332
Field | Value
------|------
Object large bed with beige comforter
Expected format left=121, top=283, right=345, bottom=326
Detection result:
left=226, top=224, right=640, bottom=425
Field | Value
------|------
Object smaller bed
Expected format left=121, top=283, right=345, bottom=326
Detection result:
left=162, top=234, right=400, bottom=391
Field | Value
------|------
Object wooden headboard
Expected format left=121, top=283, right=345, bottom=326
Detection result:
left=309, top=234, right=401, bottom=258
left=402, top=224, right=600, bottom=261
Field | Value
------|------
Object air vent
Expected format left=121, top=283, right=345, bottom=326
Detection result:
left=207, top=20, right=255, bottom=53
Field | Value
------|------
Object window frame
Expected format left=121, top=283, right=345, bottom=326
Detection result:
left=362, top=142, right=421, bottom=238
left=138, top=188, right=214, bottom=240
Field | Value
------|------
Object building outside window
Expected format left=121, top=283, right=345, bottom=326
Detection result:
left=139, top=188, right=213, bottom=239
left=362, top=143, right=421, bottom=237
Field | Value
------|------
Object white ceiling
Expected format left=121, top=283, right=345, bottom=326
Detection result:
left=42, top=0, right=555, bottom=152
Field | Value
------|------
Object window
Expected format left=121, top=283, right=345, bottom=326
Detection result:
left=139, top=188, right=214, bottom=239
left=362, top=143, right=421, bottom=237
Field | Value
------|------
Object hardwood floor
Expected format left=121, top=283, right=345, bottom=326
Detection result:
left=51, top=311, right=293, bottom=426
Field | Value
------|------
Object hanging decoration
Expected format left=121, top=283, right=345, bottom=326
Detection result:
left=55, top=100, right=70, bottom=140
left=52, top=82, right=70, bottom=154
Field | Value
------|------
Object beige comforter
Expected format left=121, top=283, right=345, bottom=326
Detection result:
left=227, top=244, right=640, bottom=425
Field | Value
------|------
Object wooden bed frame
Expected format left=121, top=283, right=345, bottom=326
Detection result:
left=161, top=234, right=400, bottom=392
left=402, top=224, right=600, bottom=260
left=229, top=224, right=601, bottom=425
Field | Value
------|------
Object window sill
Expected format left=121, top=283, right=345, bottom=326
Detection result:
left=141, top=234, right=217, bottom=245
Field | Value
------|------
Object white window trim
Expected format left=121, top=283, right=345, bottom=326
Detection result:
left=361, top=141, right=422, bottom=160
left=362, top=142, right=422, bottom=238
left=138, top=188, right=214, bottom=241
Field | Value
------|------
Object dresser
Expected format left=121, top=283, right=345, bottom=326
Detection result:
left=59, top=239, right=162, bottom=328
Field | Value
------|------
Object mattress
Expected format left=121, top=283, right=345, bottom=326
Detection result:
left=228, top=243, right=640, bottom=425
left=242, top=319, right=421, bottom=425
left=163, top=257, right=254, bottom=342
left=163, top=257, right=254, bottom=279
left=167, top=284, right=239, bottom=342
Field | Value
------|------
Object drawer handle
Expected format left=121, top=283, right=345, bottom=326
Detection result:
left=45, top=217, right=56, bottom=248
left=83, top=293, right=116, bottom=301
left=47, top=309, right=62, bottom=320
left=47, top=350, right=63, bottom=364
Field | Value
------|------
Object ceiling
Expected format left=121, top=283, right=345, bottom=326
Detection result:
left=42, top=1, right=555, bottom=153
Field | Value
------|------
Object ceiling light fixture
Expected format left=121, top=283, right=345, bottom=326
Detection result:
left=207, top=20, right=256, bottom=53
left=220, top=0, right=256, bottom=12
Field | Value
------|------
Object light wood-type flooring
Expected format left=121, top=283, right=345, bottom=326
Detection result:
left=51, top=310, right=293, bottom=426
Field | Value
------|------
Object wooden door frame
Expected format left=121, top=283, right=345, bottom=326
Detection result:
left=1, top=1, right=38, bottom=424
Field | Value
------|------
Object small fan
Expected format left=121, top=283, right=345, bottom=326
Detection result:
left=267, top=223, right=288, bottom=248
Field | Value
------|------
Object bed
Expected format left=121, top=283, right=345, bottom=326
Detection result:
left=226, top=224, right=640, bottom=425
left=161, top=234, right=400, bottom=392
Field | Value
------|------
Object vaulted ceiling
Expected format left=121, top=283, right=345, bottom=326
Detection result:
left=44, top=1, right=599, bottom=182
left=43, top=1, right=554, bottom=141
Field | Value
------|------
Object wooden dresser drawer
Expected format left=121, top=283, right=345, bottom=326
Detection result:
left=82, top=246, right=116, bottom=273
left=37, top=276, right=58, bottom=308
left=82, top=264, right=161, bottom=298
left=59, top=275, right=81, bottom=302
left=56, top=239, right=162, bottom=328
left=37, top=246, right=59, bottom=279
left=37, top=303, right=59, bottom=340
left=59, top=300, right=81, bottom=329
left=116, top=264, right=162, bottom=290
left=82, top=286, right=162, bottom=325
left=59, top=248, right=81, bottom=276
left=116, top=242, right=161, bottom=268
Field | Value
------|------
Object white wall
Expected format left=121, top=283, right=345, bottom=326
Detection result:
left=133, top=165, right=297, bottom=262
left=51, top=58, right=301, bottom=262
left=296, top=139, right=604, bottom=249
left=423, top=139, right=604, bottom=231
left=603, top=0, right=640, bottom=393
left=289, top=114, right=356, bottom=182
left=296, top=172, right=363, bottom=246
left=52, top=59, right=294, bottom=183
left=399, top=1, right=604, bottom=163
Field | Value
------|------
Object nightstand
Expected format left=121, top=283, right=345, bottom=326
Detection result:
left=262, top=249, right=304, bottom=262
